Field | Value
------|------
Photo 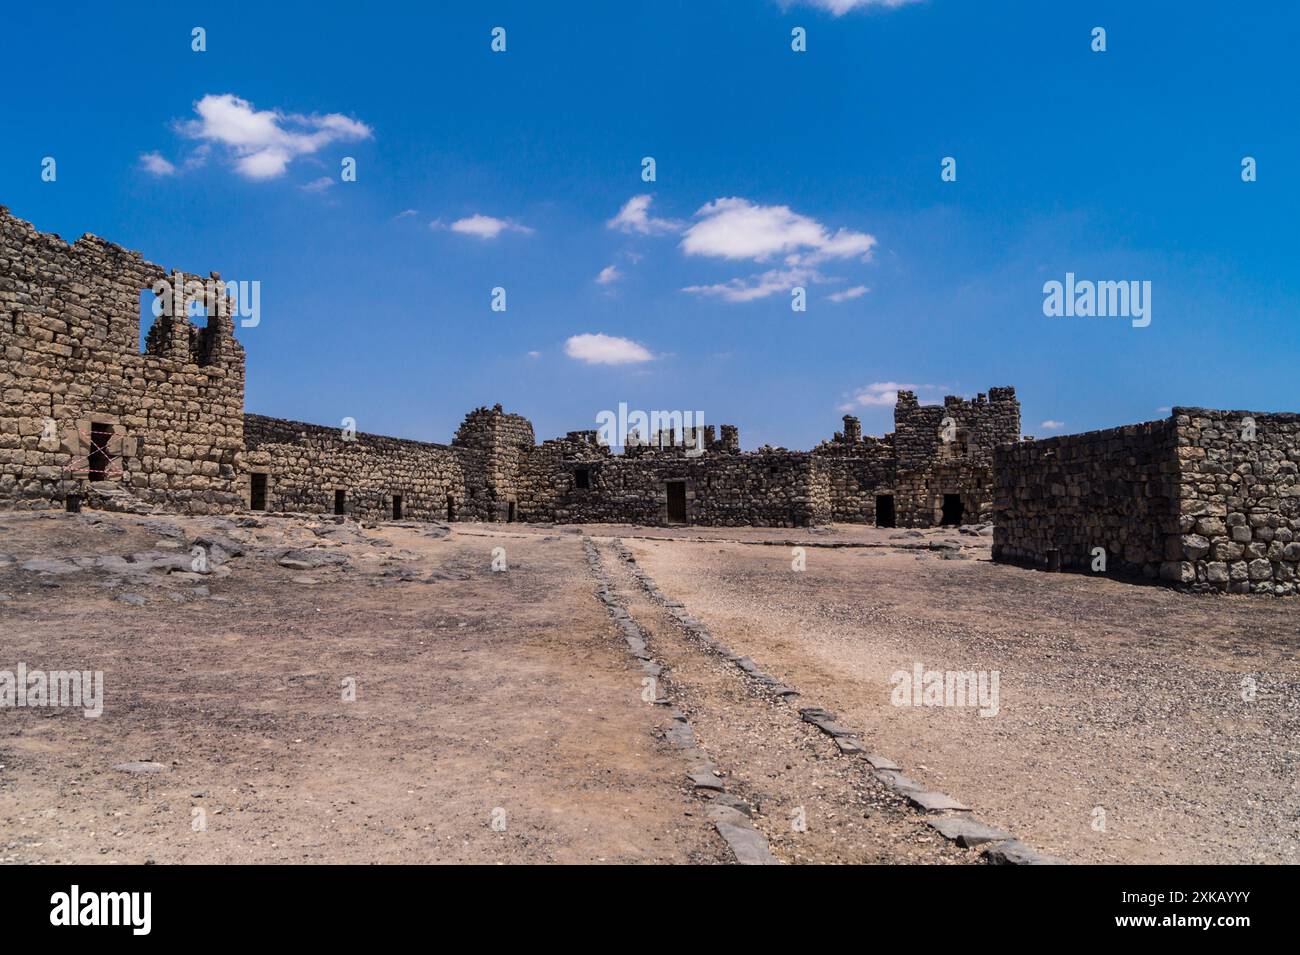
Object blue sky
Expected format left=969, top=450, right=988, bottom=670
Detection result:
left=2, top=0, right=1297, bottom=449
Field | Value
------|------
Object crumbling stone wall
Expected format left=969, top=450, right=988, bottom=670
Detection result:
left=0, top=206, right=245, bottom=513
left=811, top=388, right=1019, bottom=526
left=243, top=414, right=467, bottom=522
left=992, top=419, right=1179, bottom=581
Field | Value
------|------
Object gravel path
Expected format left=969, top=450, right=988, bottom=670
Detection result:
left=629, top=533, right=1300, bottom=864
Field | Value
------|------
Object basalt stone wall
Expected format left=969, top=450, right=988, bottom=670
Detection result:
left=518, top=442, right=821, bottom=527
left=896, top=462, right=996, bottom=527
left=452, top=405, right=536, bottom=522
left=243, top=413, right=467, bottom=522
left=992, top=419, right=1180, bottom=580
left=0, top=206, right=245, bottom=513
left=1172, top=407, right=1300, bottom=595
left=811, top=389, right=1019, bottom=528
left=515, top=433, right=613, bottom=522
left=894, top=387, right=1020, bottom=472
left=809, top=450, right=896, bottom=523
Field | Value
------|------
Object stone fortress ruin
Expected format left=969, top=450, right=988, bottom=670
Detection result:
left=3, top=204, right=1298, bottom=594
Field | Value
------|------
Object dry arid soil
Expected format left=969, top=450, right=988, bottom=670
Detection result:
left=0, top=510, right=1295, bottom=864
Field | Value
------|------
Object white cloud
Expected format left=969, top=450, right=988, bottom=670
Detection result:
left=395, top=209, right=419, bottom=219
left=176, top=93, right=371, bottom=180
left=443, top=214, right=534, bottom=240
left=564, top=333, right=654, bottom=365
left=526, top=350, right=541, bottom=359
left=827, top=285, right=869, bottom=303
left=301, top=176, right=335, bottom=192
left=607, top=195, right=681, bottom=235
left=840, top=382, right=942, bottom=410
left=782, top=0, right=924, bottom=15
left=595, top=265, right=621, bottom=285
left=681, top=197, right=875, bottom=266
left=1039, top=420, right=1066, bottom=430
left=139, top=152, right=176, bottom=176
left=683, top=266, right=821, bottom=303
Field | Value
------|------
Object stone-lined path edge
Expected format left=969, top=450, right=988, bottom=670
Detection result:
left=605, top=537, right=1064, bottom=866
left=583, top=537, right=781, bottom=865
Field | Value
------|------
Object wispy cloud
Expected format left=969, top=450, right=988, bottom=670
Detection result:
left=595, top=265, right=622, bottom=285
left=564, top=333, right=654, bottom=365
left=837, top=381, right=941, bottom=411
left=607, top=195, right=682, bottom=235
left=1039, top=419, right=1066, bottom=430
left=301, top=176, right=335, bottom=192
left=173, top=93, right=371, bottom=180
left=139, top=152, right=176, bottom=176
left=780, top=0, right=925, bottom=15
left=438, top=214, right=534, bottom=240
left=827, top=285, right=869, bottom=303
left=684, top=266, right=823, bottom=303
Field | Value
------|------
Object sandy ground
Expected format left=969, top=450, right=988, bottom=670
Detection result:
left=2, top=511, right=1295, bottom=864
left=625, top=528, right=1300, bottom=864
left=0, top=511, right=727, bottom=864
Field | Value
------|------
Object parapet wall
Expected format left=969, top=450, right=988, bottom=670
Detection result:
left=0, top=206, right=245, bottom=513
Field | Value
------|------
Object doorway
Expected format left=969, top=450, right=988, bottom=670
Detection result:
left=88, top=423, right=113, bottom=481
left=334, top=490, right=346, bottom=516
left=666, top=481, right=687, bottom=524
left=446, top=495, right=456, bottom=522
left=391, top=494, right=403, bottom=520
left=250, top=473, right=268, bottom=511
left=875, top=494, right=895, bottom=528
left=941, top=493, right=965, bottom=526
left=507, top=501, right=516, bottom=523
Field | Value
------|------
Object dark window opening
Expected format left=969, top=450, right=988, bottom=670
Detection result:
left=392, top=494, right=403, bottom=520
left=446, top=495, right=456, bottom=522
left=574, top=467, right=590, bottom=489
left=507, top=501, right=517, bottom=523
left=334, top=490, right=346, bottom=516
left=666, top=481, right=687, bottom=525
left=941, top=493, right=965, bottom=526
left=250, top=473, right=268, bottom=511
left=88, top=423, right=113, bottom=482
left=875, top=494, right=895, bottom=528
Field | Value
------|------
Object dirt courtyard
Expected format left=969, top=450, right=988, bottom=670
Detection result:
left=1, top=510, right=1295, bottom=864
